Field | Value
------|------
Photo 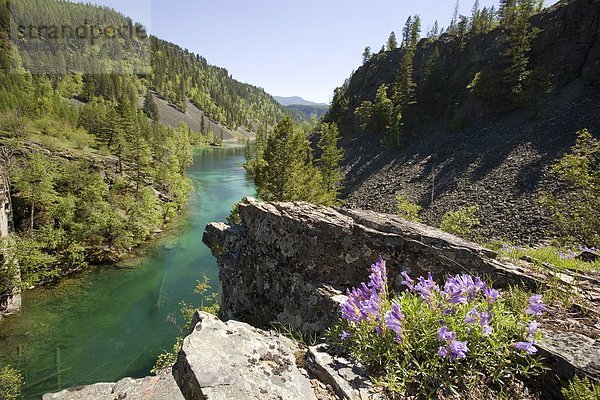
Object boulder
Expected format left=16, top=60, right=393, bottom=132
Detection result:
left=172, top=311, right=317, bottom=400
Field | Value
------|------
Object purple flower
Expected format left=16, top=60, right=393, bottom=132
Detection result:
left=482, top=324, right=493, bottom=335
left=448, top=340, right=469, bottom=360
left=443, top=274, right=485, bottom=304
left=414, top=273, right=440, bottom=305
left=360, top=292, right=381, bottom=320
left=480, top=311, right=492, bottom=326
left=483, top=286, right=500, bottom=303
left=368, top=256, right=387, bottom=295
left=374, top=325, right=384, bottom=335
left=526, top=320, right=540, bottom=335
left=400, top=271, right=414, bottom=291
left=525, top=294, right=546, bottom=316
left=438, top=346, right=449, bottom=358
left=514, top=341, right=538, bottom=355
left=341, top=285, right=375, bottom=323
left=384, top=303, right=404, bottom=342
left=437, top=326, right=456, bottom=342
left=339, top=330, right=353, bottom=340
left=341, top=296, right=362, bottom=323
left=465, top=308, right=479, bottom=324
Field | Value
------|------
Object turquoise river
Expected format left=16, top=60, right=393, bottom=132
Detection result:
left=0, top=144, right=256, bottom=399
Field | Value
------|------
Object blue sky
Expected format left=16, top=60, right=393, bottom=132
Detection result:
left=75, top=0, right=549, bottom=103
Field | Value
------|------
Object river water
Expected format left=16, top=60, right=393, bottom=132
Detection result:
left=0, top=144, right=255, bottom=399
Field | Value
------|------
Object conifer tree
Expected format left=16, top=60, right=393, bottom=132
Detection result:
left=316, top=123, right=343, bottom=205
left=13, top=153, right=57, bottom=233
left=362, top=46, right=372, bottom=63
left=143, top=89, right=160, bottom=123
left=386, top=32, right=398, bottom=51
left=410, top=15, right=422, bottom=48
left=373, top=84, right=393, bottom=133
left=255, top=117, right=323, bottom=203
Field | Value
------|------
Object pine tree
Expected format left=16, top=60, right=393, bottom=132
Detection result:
left=429, top=20, right=440, bottom=38
left=316, top=123, right=343, bottom=205
left=362, top=46, right=372, bottom=63
left=497, top=0, right=540, bottom=101
left=12, top=153, right=57, bottom=233
left=373, top=84, right=393, bottom=133
left=402, top=16, right=413, bottom=48
left=410, top=15, right=422, bottom=48
left=450, top=0, right=460, bottom=32
left=255, top=117, right=323, bottom=203
left=386, top=32, right=398, bottom=51
left=143, top=89, right=160, bottom=123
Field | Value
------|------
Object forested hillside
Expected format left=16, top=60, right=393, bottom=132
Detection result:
left=0, top=0, right=289, bottom=288
left=324, top=0, right=600, bottom=244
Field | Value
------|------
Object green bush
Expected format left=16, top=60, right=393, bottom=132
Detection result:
left=332, top=257, right=545, bottom=398
left=540, top=129, right=599, bottom=247
left=0, top=365, right=24, bottom=400
left=562, top=376, right=600, bottom=400
left=395, top=195, right=421, bottom=222
left=440, top=205, right=480, bottom=236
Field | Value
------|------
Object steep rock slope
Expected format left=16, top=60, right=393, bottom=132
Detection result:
left=331, top=0, right=600, bottom=243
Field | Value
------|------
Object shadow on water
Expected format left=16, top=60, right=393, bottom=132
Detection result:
left=0, top=144, right=256, bottom=399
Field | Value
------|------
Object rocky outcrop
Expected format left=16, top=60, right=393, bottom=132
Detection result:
left=42, top=370, right=185, bottom=400
left=203, top=198, right=600, bottom=380
left=203, top=198, right=542, bottom=334
left=172, top=311, right=317, bottom=400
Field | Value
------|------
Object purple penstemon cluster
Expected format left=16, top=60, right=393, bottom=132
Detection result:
left=514, top=296, right=546, bottom=355
left=465, top=308, right=493, bottom=335
left=340, top=256, right=399, bottom=339
left=443, top=274, right=497, bottom=304
left=525, top=294, right=546, bottom=316
left=437, top=326, right=469, bottom=360
left=384, top=303, right=404, bottom=342
left=340, top=257, right=546, bottom=365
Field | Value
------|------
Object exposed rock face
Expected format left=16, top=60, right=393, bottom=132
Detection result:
left=42, top=370, right=185, bottom=400
left=172, top=311, right=317, bottom=400
left=203, top=198, right=541, bottom=334
left=203, top=198, right=600, bottom=380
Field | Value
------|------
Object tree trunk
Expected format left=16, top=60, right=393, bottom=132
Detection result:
left=30, top=202, right=34, bottom=234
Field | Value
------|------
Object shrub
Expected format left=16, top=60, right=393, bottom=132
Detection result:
left=540, top=129, right=600, bottom=247
left=395, top=195, right=421, bottom=222
left=0, top=365, right=24, bottom=400
left=562, top=376, right=600, bottom=400
left=332, top=257, right=545, bottom=398
left=440, top=205, right=480, bottom=236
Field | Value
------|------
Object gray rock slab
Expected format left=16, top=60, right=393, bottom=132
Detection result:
left=172, top=311, right=317, bottom=400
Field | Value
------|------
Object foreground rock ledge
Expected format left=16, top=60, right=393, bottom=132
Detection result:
left=203, top=197, right=600, bottom=379
left=172, top=311, right=317, bottom=399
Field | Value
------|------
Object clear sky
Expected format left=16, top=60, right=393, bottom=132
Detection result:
left=74, top=0, right=549, bottom=104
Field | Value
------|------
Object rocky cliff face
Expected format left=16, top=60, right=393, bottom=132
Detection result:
left=332, top=0, right=600, bottom=244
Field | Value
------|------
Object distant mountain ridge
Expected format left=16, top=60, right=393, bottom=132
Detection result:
left=274, top=96, right=327, bottom=107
